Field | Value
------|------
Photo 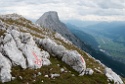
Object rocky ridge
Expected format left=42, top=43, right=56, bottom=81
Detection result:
left=0, top=13, right=124, bottom=84
left=36, top=11, right=85, bottom=49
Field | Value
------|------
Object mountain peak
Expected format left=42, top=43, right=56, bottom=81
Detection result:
left=44, top=11, right=58, bottom=19
left=37, top=11, right=59, bottom=24
left=36, top=11, right=83, bottom=48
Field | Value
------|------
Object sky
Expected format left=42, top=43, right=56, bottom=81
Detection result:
left=0, top=0, right=125, bottom=21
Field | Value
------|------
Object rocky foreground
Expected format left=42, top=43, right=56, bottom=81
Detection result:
left=0, top=13, right=124, bottom=84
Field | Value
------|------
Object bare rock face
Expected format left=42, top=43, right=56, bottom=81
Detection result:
left=36, top=11, right=84, bottom=48
left=105, top=68, right=124, bottom=84
left=0, top=53, right=12, bottom=83
left=37, top=38, right=86, bottom=75
left=36, top=11, right=71, bottom=37
left=10, top=30, right=44, bottom=69
left=2, top=32, right=27, bottom=69
left=0, top=29, right=51, bottom=83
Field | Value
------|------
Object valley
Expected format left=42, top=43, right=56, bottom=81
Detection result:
left=66, top=22, right=125, bottom=77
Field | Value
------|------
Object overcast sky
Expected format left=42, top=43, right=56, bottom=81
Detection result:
left=0, top=0, right=125, bottom=21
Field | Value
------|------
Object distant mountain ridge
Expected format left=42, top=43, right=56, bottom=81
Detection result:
left=84, top=21, right=125, bottom=43
left=66, top=23, right=99, bottom=49
left=82, top=21, right=125, bottom=63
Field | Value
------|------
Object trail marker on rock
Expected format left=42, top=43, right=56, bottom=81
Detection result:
left=32, top=52, right=42, bottom=66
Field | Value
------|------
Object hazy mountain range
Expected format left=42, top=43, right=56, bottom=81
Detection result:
left=66, top=21, right=125, bottom=76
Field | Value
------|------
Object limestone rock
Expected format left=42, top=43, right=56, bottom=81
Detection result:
left=104, top=68, right=123, bottom=84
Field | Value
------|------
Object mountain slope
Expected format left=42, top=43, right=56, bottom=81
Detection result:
left=66, top=23, right=99, bottom=49
left=36, top=11, right=125, bottom=83
left=36, top=11, right=85, bottom=49
left=0, top=13, right=124, bottom=84
left=77, top=21, right=125, bottom=64
left=65, top=21, right=125, bottom=76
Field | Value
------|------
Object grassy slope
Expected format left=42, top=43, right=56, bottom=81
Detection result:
left=82, top=28, right=125, bottom=64
left=0, top=57, right=108, bottom=84
left=92, top=33, right=125, bottom=63
left=0, top=16, right=124, bottom=84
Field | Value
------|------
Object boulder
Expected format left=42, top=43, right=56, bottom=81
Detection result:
left=40, top=38, right=86, bottom=75
left=62, top=50, right=86, bottom=75
left=50, top=74, right=60, bottom=78
left=2, top=33, right=27, bottom=69
left=104, top=68, right=123, bottom=84
left=0, top=30, right=51, bottom=82
left=85, top=68, right=94, bottom=75
left=0, top=53, right=12, bottom=83
left=10, top=30, right=51, bottom=69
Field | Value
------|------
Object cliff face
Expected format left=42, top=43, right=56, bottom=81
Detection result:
left=0, top=13, right=124, bottom=84
left=36, top=11, right=85, bottom=49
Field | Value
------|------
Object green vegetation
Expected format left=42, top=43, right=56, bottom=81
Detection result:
left=76, top=26, right=125, bottom=65
left=0, top=17, right=53, bottom=39
left=90, top=33, right=125, bottom=64
left=0, top=30, right=5, bottom=36
left=54, top=37, right=105, bottom=71
left=0, top=56, right=109, bottom=84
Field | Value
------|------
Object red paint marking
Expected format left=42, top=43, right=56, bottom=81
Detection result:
left=32, top=52, right=42, bottom=66
left=34, top=59, right=42, bottom=65
left=80, top=56, right=84, bottom=63
left=32, top=52, right=38, bottom=59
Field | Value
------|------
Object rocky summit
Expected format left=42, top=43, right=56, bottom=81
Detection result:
left=36, top=11, right=85, bottom=49
left=0, top=12, right=124, bottom=84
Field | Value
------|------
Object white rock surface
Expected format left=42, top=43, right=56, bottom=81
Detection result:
left=0, top=53, right=12, bottom=83
left=3, top=33, right=27, bottom=69
left=105, top=68, right=124, bottom=84
left=11, top=30, right=51, bottom=68
left=55, top=32, right=72, bottom=44
left=38, top=72, right=42, bottom=76
left=85, top=68, right=94, bottom=75
left=50, top=74, right=60, bottom=78
left=94, top=68, right=103, bottom=74
left=0, top=30, right=51, bottom=82
left=39, top=38, right=86, bottom=75
left=44, top=75, right=49, bottom=78
left=41, top=51, right=50, bottom=59
left=62, top=50, right=86, bottom=75
left=41, top=38, right=66, bottom=58
left=19, top=76, right=23, bottom=80
left=11, top=77, right=16, bottom=80
left=60, top=68, right=65, bottom=72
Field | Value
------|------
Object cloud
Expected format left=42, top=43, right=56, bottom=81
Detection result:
left=94, top=0, right=125, bottom=9
left=0, top=0, right=125, bottom=21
